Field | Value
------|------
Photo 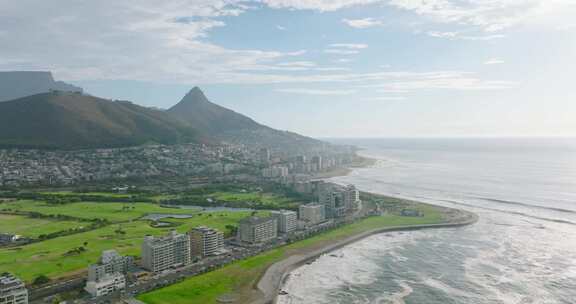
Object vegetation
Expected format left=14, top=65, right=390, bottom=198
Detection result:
left=0, top=214, right=84, bottom=238
left=0, top=210, right=267, bottom=282
left=138, top=205, right=443, bottom=304
left=0, top=200, right=197, bottom=222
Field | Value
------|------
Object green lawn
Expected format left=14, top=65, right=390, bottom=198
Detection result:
left=40, top=191, right=134, bottom=198
left=0, top=214, right=83, bottom=238
left=0, top=200, right=198, bottom=222
left=138, top=205, right=444, bottom=304
left=0, top=210, right=264, bottom=282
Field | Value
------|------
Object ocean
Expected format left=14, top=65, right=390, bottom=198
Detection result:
left=278, top=138, right=576, bottom=304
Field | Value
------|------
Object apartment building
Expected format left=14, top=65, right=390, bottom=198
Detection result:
left=0, top=273, right=28, bottom=304
left=141, top=230, right=191, bottom=273
left=270, top=210, right=297, bottom=233
left=189, top=226, right=225, bottom=258
left=238, top=217, right=278, bottom=244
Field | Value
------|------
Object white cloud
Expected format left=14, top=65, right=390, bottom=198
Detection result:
left=335, top=58, right=354, bottom=63
left=277, top=61, right=317, bottom=67
left=342, top=18, right=383, bottom=29
left=388, top=0, right=576, bottom=32
left=324, top=49, right=361, bottom=55
left=276, top=25, right=287, bottom=31
left=484, top=58, right=505, bottom=65
left=261, top=0, right=381, bottom=11
left=427, top=31, right=505, bottom=41
left=276, top=88, right=357, bottom=95
left=329, top=43, right=369, bottom=49
left=364, top=96, right=407, bottom=101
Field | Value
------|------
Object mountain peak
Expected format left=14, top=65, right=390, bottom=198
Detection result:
left=182, top=86, right=209, bottom=104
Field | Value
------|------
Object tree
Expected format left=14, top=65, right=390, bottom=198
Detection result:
left=33, top=274, right=50, bottom=286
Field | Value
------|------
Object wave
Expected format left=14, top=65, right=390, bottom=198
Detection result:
left=438, top=199, right=576, bottom=226
left=473, top=197, right=576, bottom=214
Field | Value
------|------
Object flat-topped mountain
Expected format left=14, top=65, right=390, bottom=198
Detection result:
left=0, top=92, right=200, bottom=149
left=0, top=71, right=83, bottom=102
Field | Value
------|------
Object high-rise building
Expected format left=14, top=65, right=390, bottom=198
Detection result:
left=85, top=273, right=126, bottom=298
left=343, top=184, right=362, bottom=212
left=311, top=155, right=323, bottom=171
left=0, top=273, right=28, bottom=304
left=88, top=250, right=133, bottom=282
left=270, top=210, right=297, bottom=233
left=189, top=226, right=225, bottom=258
left=238, top=217, right=278, bottom=243
left=298, top=203, right=326, bottom=225
left=259, top=148, right=271, bottom=164
left=141, top=230, right=191, bottom=273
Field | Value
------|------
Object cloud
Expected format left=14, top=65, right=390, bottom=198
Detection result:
left=342, top=18, right=383, bottom=29
left=261, top=0, right=381, bottom=11
left=388, top=0, right=576, bottom=32
left=484, top=58, right=505, bottom=65
left=276, top=88, right=357, bottom=95
left=277, top=61, right=317, bottom=67
left=329, top=43, right=369, bottom=49
left=335, top=58, right=354, bottom=63
left=276, top=25, right=287, bottom=31
left=365, top=96, right=407, bottom=101
left=426, top=31, right=505, bottom=41
left=324, top=49, right=360, bottom=55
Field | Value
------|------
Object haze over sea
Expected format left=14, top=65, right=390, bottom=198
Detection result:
left=278, top=137, right=576, bottom=304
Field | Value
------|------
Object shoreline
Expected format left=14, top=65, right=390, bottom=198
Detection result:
left=253, top=156, right=479, bottom=304
left=255, top=208, right=478, bottom=304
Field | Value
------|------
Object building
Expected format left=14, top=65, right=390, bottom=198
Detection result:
left=259, top=148, right=271, bottom=164
left=189, top=226, right=225, bottom=258
left=262, top=166, right=289, bottom=178
left=298, top=203, right=326, bottom=225
left=343, top=184, right=362, bottom=212
left=270, top=210, right=297, bottom=233
left=311, top=155, right=323, bottom=171
left=141, top=230, right=191, bottom=273
left=84, top=273, right=126, bottom=298
left=88, top=250, right=133, bottom=282
left=238, top=217, right=278, bottom=244
left=0, top=273, right=28, bottom=304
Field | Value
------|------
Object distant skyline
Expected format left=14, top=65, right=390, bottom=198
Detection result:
left=1, top=1, right=575, bottom=138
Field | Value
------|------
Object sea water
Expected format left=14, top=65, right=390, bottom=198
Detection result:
left=278, top=138, right=576, bottom=304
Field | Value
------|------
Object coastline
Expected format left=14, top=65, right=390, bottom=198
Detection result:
left=255, top=206, right=478, bottom=304
left=253, top=156, right=479, bottom=304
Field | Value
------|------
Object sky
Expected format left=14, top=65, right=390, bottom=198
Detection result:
left=1, top=0, right=575, bottom=138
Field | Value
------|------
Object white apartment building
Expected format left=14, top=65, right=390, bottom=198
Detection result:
left=84, top=273, right=126, bottom=297
left=189, top=226, right=225, bottom=258
left=87, top=250, right=133, bottom=282
left=238, top=217, right=278, bottom=243
left=141, top=230, right=191, bottom=273
left=298, top=203, right=326, bottom=225
left=0, top=273, right=28, bottom=304
left=270, top=210, right=297, bottom=233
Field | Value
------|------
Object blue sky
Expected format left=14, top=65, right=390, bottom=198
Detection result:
left=1, top=0, right=575, bottom=137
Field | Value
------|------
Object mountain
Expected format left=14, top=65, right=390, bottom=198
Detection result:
left=0, top=92, right=201, bottom=149
left=167, top=87, right=323, bottom=149
left=0, top=71, right=83, bottom=102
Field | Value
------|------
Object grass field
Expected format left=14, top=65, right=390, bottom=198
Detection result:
left=0, top=200, right=198, bottom=222
left=138, top=205, right=444, bottom=304
left=0, top=214, right=83, bottom=238
left=40, top=191, right=134, bottom=198
left=0, top=210, right=266, bottom=282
